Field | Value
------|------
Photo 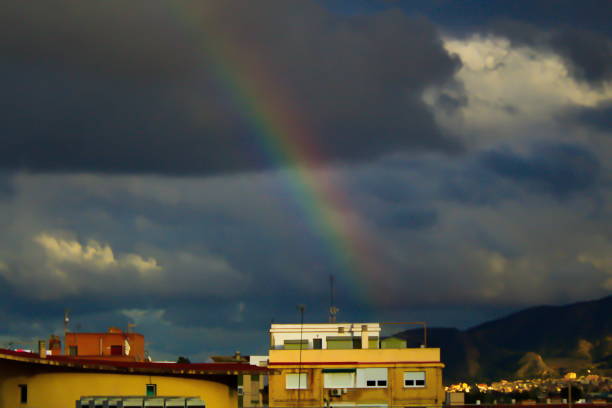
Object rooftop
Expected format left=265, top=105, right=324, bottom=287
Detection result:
left=0, top=348, right=268, bottom=376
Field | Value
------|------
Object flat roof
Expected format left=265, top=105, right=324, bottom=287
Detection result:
left=65, top=332, right=144, bottom=336
left=0, top=348, right=268, bottom=376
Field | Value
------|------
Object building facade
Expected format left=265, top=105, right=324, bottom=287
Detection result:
left=268, top=323, right=445, bottom=407
left=0, top=347, right=266, bottom=408
left=62, top=327, right=146, bottom=361
left=210, top=352, right=269, bottom=408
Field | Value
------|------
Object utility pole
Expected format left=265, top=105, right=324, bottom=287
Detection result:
left=297, top=304, right=305, bottom=408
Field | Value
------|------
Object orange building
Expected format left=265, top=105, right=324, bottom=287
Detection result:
left=58, top=327, right=146, bottom=362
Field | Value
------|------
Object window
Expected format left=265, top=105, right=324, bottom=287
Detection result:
left=313, top=338, right=322, bottom=349
left=69, top=345, right=78, bottom=356
left=283, top=339, right=308, bottom=350
left=356, top=368, right=388, bottom=388
left=110, top=345, right=123, bottom=356
left=285, top=373, right=307, bottom=389
left=146, top=384, right=157, bottom=397
left=326, top=336, right=354, bottom=350
left=18, top=384, right=27, bottom=403
left=323, top=369, right=355, bottom=388
left=404, top=371, right=426, bottom=388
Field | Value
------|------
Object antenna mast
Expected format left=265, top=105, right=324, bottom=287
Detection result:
left=329, top=275, right=339, bottom=323
left=63, top=309, right=70, bottom=355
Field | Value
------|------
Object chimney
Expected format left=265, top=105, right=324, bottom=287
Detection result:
left=38, top=340, right=47, bottom=359
left=361, top=325, right=369, bottom=349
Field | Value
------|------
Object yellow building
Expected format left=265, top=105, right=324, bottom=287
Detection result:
left=210, top=352, right=269, bottom=408
left=268, top=323, right=445, bottom=407
left=0, top=347, right=266, bottom=408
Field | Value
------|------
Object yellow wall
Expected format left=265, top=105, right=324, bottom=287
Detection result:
left=268, top=348, right=444, bottom=407
left=240, top=374, right=265, bottom=408
left=269, top=365, right=444, bottom=407
left=269, top=347, right=441, bottom=364
left=0, top=360, right=237, bottom=408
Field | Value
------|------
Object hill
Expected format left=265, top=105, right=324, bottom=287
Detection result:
left=394, top=295, right=612, bottom=383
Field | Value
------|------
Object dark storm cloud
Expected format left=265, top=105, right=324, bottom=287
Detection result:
left=569, top=100, right=612, bottom=132
left=0, top=173, right=14, bottom=199
left=337, top=1, right=612, bottom=87
left=549, top=29, right=612, bottom=86
left=480, top=144, right=601, bottom=198
left=487, top=21, right=612, bottom=87
left=379, top=208, right=438, bottom=230
left=0, top=0, right=461, bottom=175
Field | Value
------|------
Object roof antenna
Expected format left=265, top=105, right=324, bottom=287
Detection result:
left=63, top=309, right=70, bottom=355
left=329, top=275, right=339, bottom=323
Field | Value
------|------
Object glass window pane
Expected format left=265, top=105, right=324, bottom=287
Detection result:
left=286, top=373, right=307, bottom=389
left=404, top=371, right=426, bottom=387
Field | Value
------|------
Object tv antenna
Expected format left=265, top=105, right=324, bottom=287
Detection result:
left=63, top=309, right=70, bottom=354
left=329, top=275, right=339, bottom=323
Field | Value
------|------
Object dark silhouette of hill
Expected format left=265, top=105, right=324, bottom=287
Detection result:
left=394, top=295, right=612, bottom=383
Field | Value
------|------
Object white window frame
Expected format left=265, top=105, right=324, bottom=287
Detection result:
left=323, top=370, right=356, bottom=388
left=285, top=373, right=308, bottom=389
left=404, top=371, right=426, bottom=388
left=356, top=367, right=388, bottom=388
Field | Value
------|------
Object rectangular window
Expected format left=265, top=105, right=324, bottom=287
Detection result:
left=283, top=339, right=308, bottom=350
left=110, top=345, right=123, bottom=356
left=404, top=371, right=426, bottom=388
left=146, top=384, right=157, bottom=397
left=285, top=373, right=307, bottom=389
left=313, top=338, right=322, bottom=349
left=326, top=336, right=354, bottom=350
left=18, top=384, right=27, bottom=403
left=69, top=345, right=78, bottom=356
left=356, top=368, right=388, bottom=388
left=323, top=369, right=355, bottom=388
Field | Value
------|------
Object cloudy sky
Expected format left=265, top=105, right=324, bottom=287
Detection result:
left=1, top=0, right=611, bottom=361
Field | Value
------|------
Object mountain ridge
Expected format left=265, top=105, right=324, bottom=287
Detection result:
left=394, top=295, right=612, bottom=383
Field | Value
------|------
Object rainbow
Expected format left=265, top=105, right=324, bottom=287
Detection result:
left=166, top=4, right=391, bottom=306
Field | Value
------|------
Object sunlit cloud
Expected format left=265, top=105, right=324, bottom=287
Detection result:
left=427, top=35, right=612, bottom=148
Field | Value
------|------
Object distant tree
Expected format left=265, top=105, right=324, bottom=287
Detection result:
left=176, top=356, right=191, bottom=364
